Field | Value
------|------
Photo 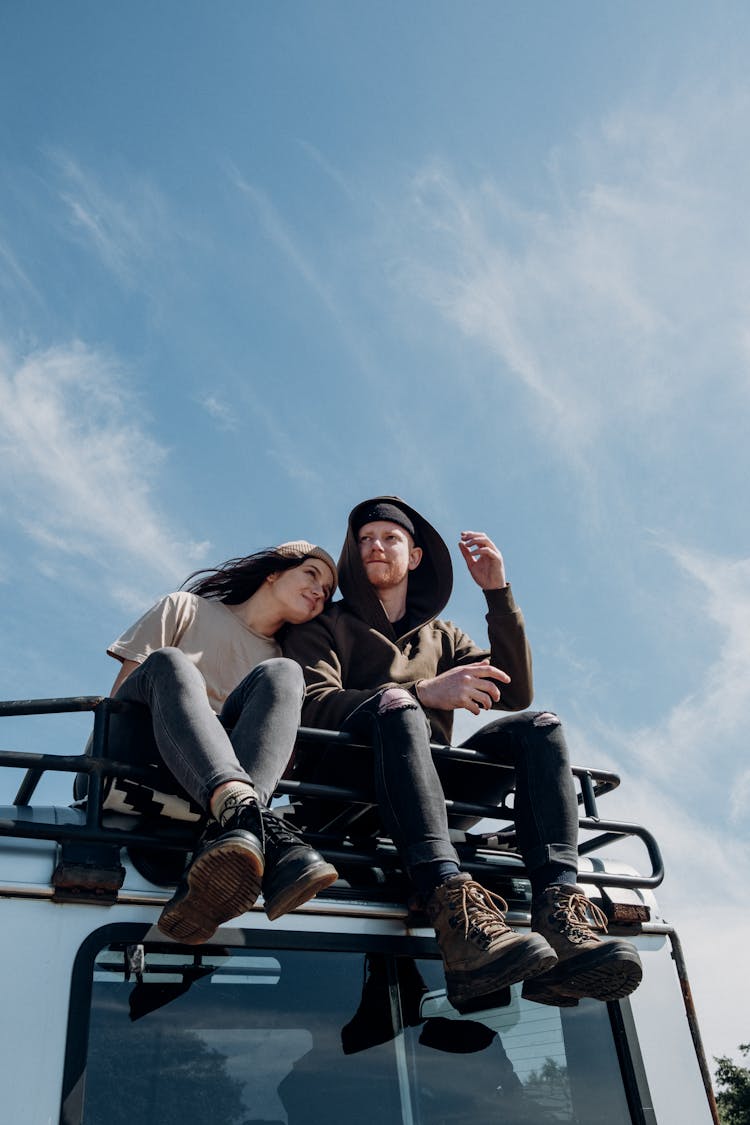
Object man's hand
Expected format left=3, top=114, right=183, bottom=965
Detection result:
left=459, top=531, right=507, bottom=590
left=415, top=660, right=510, bottom=715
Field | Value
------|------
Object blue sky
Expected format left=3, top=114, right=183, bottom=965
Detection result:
left=1, top=0, right=748, bottom=1071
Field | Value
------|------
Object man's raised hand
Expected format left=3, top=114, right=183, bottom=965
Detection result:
left=415, top=660, right=510, bottom=715
left=458, top=531, right=507, bottom=590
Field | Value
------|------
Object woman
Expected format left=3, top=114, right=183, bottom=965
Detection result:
left=88, top=540, right=339, bottom=945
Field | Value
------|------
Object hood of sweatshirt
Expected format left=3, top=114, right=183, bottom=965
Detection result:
left=337, top=495, right=453, bottom=639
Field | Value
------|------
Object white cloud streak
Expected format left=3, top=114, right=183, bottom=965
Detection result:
left=240, top=383, right=325, bottom=490
left=227, top=164, right=400, bottom=393
left=0, top=341, right=208, bottom=597
left=49, top=151, right=170, bottom=286
left=227, top=166, right=453, bottom=514
left=393, top=85, right=750, bottom=468
left=0, top=235, right=39, bottom=300
left=195, top=393, right=239, bottom=431
left=296, top=139, right=357, bottom=203
left=627, top=544, right=750, bottom=802
left=229, top=167, right=340, bottom=317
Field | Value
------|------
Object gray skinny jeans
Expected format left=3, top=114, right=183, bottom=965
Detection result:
left=96, top=648, right=305, bottom=809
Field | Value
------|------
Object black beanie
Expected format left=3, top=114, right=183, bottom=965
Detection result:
left=352, top=501, right=417, bottom=542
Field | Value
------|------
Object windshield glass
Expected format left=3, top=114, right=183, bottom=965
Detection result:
left=74, top=942, right=636, bottom=1125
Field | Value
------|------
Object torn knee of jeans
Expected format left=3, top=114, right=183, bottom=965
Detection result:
left=377, top=688, right=418, bottom=715
left=533, top=711, right=560, bottom=727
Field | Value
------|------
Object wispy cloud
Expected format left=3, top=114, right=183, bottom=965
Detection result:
left=48, top=150, right=171, bottom=287
left=195, top=392, right=239, bottom=431
left=240, top=383, right=325, bottom=490
left=392, top=85, right=750, bottom=470
left=561, top=536, right=750, bottom=854
left=627, top=544, right=750, bottom=800
left=296, top=139, right=357, bottom=203
left=729, top=769, right=750, bottom=825
left=227, top=164, right=393, bottom=385
left=229, top=166, right=340, bottom=316
left=0, top=341, right=209, bottom=600
left=0, top=234, right=39, bottom=300
left=227, top=165, right=451, bottom=505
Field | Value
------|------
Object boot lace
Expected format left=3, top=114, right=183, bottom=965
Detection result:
left=551, top=889, right=608, bottom=943
left=201, top=798, right=262, bottom=843
left=451, top=879, right=511, bottom=942
left=262, top=811, right=306, bottom=848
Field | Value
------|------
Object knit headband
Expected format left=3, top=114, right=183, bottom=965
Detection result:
left=352, top=502, right=417, bottom=541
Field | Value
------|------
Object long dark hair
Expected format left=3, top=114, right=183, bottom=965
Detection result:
left=182, top=549, right=309, bottom=605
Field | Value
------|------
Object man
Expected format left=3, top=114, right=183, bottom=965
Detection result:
left=284, top=497, right=642, bottom=1012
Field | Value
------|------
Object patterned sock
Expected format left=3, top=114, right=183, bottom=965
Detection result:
left=210, top=781, right=258, bottom=826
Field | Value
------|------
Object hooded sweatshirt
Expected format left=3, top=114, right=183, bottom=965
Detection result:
left=283, top=496, right=533, bottom=744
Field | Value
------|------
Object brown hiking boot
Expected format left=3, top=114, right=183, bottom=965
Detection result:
left=426, top=873, right=557, bottom=1014
left=522, top=884, right=643, bottom=1007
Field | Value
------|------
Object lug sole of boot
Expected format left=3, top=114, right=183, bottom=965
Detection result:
left=158, top=833, right=264, bottom=944
left=263, top=859, right=339, bottom=921
left=445, top=934, right=557, bottom=1014
left=520, top=978, right=580, bottom=1007
left=522, top=941, right=643, bottom=1006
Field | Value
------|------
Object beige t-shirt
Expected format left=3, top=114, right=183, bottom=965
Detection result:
left=108, top=592, right=281, bottom=713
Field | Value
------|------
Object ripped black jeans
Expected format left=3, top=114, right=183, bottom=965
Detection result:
left=293, top=690, right=579, bottom=881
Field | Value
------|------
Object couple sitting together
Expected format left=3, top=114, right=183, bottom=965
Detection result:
left=97, top=494, right=642, bottom=1012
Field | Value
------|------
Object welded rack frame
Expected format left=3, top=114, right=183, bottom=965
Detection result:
left=0, top=695, right=663, bottom=897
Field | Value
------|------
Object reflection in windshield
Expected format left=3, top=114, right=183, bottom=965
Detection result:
left=80, top=945, right=635, bottom=1125
left=408, top=956, right=633, bottom=1124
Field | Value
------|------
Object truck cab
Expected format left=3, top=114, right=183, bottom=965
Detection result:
left=0, top=695, right=718, bottom=1124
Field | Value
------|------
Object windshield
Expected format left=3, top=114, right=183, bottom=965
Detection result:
left=70, top=941, right=638, bottom=1125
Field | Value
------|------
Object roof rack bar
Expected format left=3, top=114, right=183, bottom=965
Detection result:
left=276, top=777, right=520, bottom=822
left=0, top=696, right=142, bottom=717
left=2, top=750, right=522, bottom=824
left=1, top=697, right=620, bottom=796
left=4, top=758, right=619, bottom=823
left=0, top=816, right=197, bottom=851
left=14, top=768, right=43, bottom=806
left=296, top=728, right=621, bottom=799
left=578, top=817, right=664, bottom=886
left=85, top=699, right=111, bottom=830
left=4, top=695, right=136, bottom=806
left=0, top=811, right=663, bottom=889
left=0, top=694, right=661, bottom=892
left=0, top=696, right=106, bottom=717
left=4, top=751, right=165, bottom=780
left=299, top=833, right=660, bottom=891
left=579, top=770, right=600, bottom=818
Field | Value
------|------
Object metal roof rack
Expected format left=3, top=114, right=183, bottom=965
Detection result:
left=0, top=695, right=663, bottom=907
